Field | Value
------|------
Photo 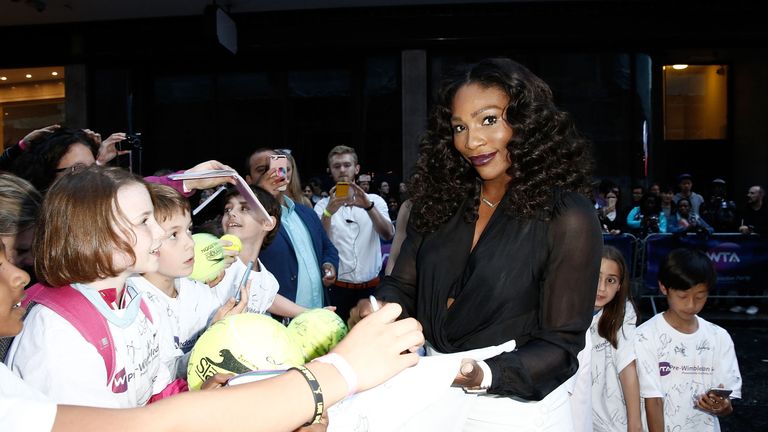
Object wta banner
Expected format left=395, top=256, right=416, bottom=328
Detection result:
left=643, top=233, right=768, bottom=295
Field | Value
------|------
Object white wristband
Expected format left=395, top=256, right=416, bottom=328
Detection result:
left=313, top=353, right=358, bottom=397
left=477, top=360, right=493, bottom=389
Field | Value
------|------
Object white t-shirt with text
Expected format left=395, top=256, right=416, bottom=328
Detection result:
left=634, top=313, right=742, bottom=432
left=129, top=276, right=222, bottom=382
left=591, top=301, right=638, bottom=432
left=6, top=287, right=161, bottom=408
left=213, top=258, right=279, bottom=314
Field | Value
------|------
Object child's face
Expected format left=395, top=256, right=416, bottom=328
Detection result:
left=0, top=226, right=35, bottom=270
left=155, top=211, right=195, bottom=278
left=222, top=195, right=262, bottom=242
left=661, top=283, right=709, bottom=322
left=114, top=183, right=166, bottom=275
left=0, top=244, right=31, bottom=338
left=595, top=258, right=621, bottom=309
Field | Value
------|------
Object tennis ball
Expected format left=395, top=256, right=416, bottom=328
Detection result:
left=189, top=233, right=226, bottom=283
left=220, top=234, right=242, bottom=253
left=187, top=313, right=304, bottom=390
left=287, top=308, right=348, bottom=362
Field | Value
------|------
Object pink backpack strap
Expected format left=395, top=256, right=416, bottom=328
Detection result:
left=139, top=298, right=154, bottom=324
left=24, top=283, right=116, bottom=385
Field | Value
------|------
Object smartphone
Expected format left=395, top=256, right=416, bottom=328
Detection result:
left=707, top=388, right=733, bottom=398
left=269, top=154, right=289, bottom=192
left=336, top=181, right=350, bottom=198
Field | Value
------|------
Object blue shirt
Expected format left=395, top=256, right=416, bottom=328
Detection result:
left=281, top=196, right=323, bottom=308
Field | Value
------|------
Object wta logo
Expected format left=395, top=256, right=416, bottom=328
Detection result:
left=659, top=362, right=672, bottom=377
left=112, top=368, right=128, bottom=393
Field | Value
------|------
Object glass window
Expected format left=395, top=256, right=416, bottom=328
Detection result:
left=663, top=64, right=728, bottom=140
left=0, top=66, right=65, bottom=148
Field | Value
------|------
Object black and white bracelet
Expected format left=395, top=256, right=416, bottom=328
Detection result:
left=290, top=365, right=325, bottom=426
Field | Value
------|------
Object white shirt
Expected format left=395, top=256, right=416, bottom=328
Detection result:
left=6, top=286, right=161, bottom=408
left=213, top=258, right=279, bottom=314
left=314, top=193, right=390, bottom=283
left=591, top=302, right=638, bottom=432
left=0, top=362, right=57, bottom=432
left=568, top=329, right=593, bottom=432
left=634, top=313, right=742, bottom=432
left=128, top=276, right=222, bottom=382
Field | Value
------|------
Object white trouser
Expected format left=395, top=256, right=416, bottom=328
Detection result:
left=425, top=342, right=576, bottom=432
left=460, top=381, right=575, bottom=432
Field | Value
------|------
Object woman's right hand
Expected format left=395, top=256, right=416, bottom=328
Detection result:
left=347, top=297, right=389, bottom=328
left=330, top=303, right=423, bottom=393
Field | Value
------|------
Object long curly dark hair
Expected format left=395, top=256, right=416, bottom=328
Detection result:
left=408, top=58, right=594, bottom=233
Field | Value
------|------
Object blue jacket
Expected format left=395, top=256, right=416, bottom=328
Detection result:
left=259, top=202, right=339, bottom=304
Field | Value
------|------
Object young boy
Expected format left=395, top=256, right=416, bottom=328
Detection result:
left=214, top=185, right=311, bottom=318
left=128, top=184, right=248, bottom=389
left=635, top=248, right=742, bottom=432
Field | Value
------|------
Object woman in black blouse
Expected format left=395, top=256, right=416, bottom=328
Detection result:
left=350, top=58, right=602, bottom=429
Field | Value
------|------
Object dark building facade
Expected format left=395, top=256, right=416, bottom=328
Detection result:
left=1, top=1, right=767, bottom=204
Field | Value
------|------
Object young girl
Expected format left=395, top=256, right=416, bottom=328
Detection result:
left=5, top=166, right=167, bottom=408
left=591, top=246, right=642, bottom=432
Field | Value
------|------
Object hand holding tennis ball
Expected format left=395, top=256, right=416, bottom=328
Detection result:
left=220, top=234, right=242, bottom=253
left=189, top=233, right=227, bottom=283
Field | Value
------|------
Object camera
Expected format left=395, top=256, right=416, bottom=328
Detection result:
left=118, top=133, right=142, bottom=151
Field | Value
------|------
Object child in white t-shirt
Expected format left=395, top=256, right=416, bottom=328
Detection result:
left=590, top=246, right=642, bottom=432
left=213, top=185, right=314, bottom=318
left=635, top=248, right=742, bottom=432
left=128, top=184, right=250, bottom=391
left=6, top=166, right=167, bottom=408
left=0, top=235, right=428, bottom=432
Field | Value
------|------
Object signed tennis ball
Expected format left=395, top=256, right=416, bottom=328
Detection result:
left=287, top=308, right=348, bottom=362
left=189, top=233, right=226, bottom=283
left=187, top=313, right=304, bottom=390
left=220, top=234, right=242, bottom=253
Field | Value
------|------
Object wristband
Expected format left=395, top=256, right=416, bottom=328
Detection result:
left=290, top=365, right=324, bottom=426
left=364, top=202, right=375, bottom=211
left=314, top=353, right=358, bottom=397
left=323, top=208, right=333, bottom=218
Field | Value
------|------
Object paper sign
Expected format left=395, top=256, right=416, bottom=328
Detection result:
left=168, top=170, right=274, bottom=228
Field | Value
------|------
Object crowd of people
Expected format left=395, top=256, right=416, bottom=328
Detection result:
left=0, top=57, right=752, bottom=432
left=594, top=174, right=767, bottom=239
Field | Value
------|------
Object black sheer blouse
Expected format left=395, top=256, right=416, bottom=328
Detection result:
left=376, top=191, right=602, bottom=400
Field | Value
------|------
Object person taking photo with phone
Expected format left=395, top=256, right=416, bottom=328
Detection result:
left=245, top=148, right=339, bottom=316
left=314, top=146, right=394, bottom=322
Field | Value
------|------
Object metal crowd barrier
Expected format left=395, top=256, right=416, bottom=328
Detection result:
left=603, top=233, right=768, bottom=315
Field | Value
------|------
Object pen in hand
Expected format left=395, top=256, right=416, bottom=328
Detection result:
left=369, top=295, right=380, bottom=312
left=235, top=261, right=254, bottom=304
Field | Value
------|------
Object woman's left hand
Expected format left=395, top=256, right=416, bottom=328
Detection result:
left=452, top=358, right=483, bottom=387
